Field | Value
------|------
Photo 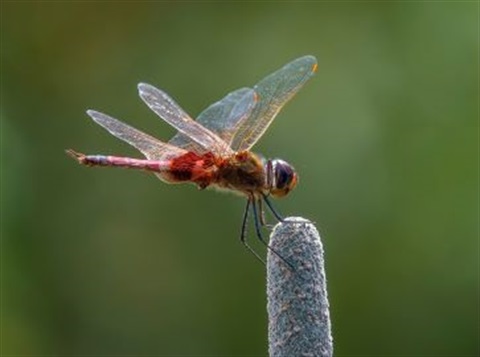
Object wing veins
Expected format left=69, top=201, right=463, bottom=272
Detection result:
left=138, top=83, right=232, bottom=155
left=86, top=109, right=186, bottom=161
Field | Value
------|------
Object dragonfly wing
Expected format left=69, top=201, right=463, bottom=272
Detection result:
left=169, top=88, right=256, bottom=152
left=86, top=110, right=187, bottom=161
left=231, top=55, right=318, bottom=151
left=138, top=83, right=233, bottom=155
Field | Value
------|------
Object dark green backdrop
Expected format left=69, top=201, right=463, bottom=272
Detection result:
left=2, top=1, right=477, bottom=355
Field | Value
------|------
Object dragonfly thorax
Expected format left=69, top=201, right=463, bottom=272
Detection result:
left=265, top=158, right=298, bottom=197
left=214, top=151, right=266, bottom=195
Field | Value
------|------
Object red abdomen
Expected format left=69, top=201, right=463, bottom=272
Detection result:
left=168, top=152, right=218, bottom=188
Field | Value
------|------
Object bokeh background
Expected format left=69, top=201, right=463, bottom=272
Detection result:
left=1, top=1, right=477, bottom=355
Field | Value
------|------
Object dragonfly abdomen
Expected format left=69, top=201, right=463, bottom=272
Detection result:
left=167, top=151, right=218, bottom=188
left=66, top=149, right=168, bottom=172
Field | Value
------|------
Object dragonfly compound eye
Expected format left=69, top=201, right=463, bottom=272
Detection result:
left=270, top=159, right=298, bottom=197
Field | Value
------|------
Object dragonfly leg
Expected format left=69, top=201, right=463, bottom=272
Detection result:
left=252, top=198, right=294, bottom=270
left=240, top=199, right=266, bottom=265
left=258, top=198, right=268, bottom=226
left=262, top=193, right=284, bottom=225
left=258, top=195, right=284, bottom=228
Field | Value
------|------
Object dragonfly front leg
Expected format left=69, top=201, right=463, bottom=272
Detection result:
left=257, top=198, right=266, bottom=226
left=262, top=193, right=284, bottom=223
left=66, top=149, right=166, bottom=172
left=239, top=198, right=266, bottom=265
left=251, top=198, right=294, bottom=270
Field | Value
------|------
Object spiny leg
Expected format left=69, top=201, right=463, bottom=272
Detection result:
left=251, top=199, right=272, bottom=247
left=260, top=193, right=284, bottom=230
left=252, top=198, right=294, bottom=270
left=240, top=199, right=266, bottom=265
left=262, top=193, right=284, bottom=222
left=258, top=198, right=267, bottom=226
left=262, top=193, right=307, bottom=228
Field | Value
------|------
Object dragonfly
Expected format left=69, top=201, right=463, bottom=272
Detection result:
left=67, top=55, right=318, bottom=266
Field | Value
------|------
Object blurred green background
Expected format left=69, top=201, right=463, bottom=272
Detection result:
left=1, top=1, right=477, bottom=355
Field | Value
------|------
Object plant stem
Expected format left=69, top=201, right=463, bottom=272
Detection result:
left=267, top=217, right=333, bottom=357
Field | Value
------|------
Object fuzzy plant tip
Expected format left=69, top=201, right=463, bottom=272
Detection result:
left=267, top=217, right=333, bottom=357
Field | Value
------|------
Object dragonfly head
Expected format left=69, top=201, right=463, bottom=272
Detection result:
left=266, top=159, right=298, bottom=198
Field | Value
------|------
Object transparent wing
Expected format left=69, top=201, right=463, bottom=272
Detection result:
left=169, top=88, right=256, bottom=153
left=86, top=110, right=187, bottom=161
left=231, top=55, right=318, bottom=151
left=138, top=83, right=232, bottom=156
